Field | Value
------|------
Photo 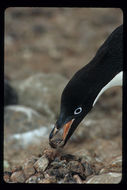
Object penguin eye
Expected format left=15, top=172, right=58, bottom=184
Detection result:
left=74, top=107, right=82, bottom=115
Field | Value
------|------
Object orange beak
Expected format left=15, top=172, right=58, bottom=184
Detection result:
left=63, top=119, right=74, bottom=140
left=49, top=119, right=75, bottom=148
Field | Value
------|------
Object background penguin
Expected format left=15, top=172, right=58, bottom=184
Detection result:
left=4, top=78, right=18, bottom=106
left=49, top=24, right=123, bottom=148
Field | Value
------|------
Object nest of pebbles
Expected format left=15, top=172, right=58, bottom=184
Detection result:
left=4, top=149, right=95, bottom=183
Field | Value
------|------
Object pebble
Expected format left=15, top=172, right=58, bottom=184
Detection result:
left=43, top=149, right=58, bottom=161
left=46, top=167, right=69, bottom=180
left=25, top=175, right=37, bottom=183
left=4, top=148, right=122, bottom=184
left=61, top=154, right=80, bottom=162
left=38, top=177, right=57, bottom=183
left=67, top=161, right=85, bottom=179
left=81, top=161, right=94, bottom=177
left=11, top=165, right=22, bottom=173
left=33, top=155, right=49, bottom=173
left=10, top=171, right=26, bottom=183
left=26, top=172, right=44, bottom=183
left=73, top=174, right=83, bottom=183
left=4, top=171, right=12, bottom=183
left=63, top=173, right=75, bottom=183
left=50, top=160, right=67, bottom=169
left=23, top=158, right=36, bottom=179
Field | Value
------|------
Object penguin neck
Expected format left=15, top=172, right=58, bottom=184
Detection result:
left=93, top=71, right=123, bottom=106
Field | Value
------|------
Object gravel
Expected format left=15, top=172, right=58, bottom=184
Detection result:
left=4, top=149, right=122, bottom=183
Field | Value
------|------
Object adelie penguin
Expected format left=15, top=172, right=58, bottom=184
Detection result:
left=49, top=25, right=123, bottom=148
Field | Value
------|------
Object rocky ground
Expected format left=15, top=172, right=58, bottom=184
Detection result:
left=4, top=8, right=123, bottom=183
left=4, top=148, right=122, bottom=183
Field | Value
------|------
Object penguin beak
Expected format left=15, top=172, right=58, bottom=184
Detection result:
left=49, top=112, right=85, bottom=148
left=63, top=119, right=74, bottom=140
left=49, top=118, right=75, bottom=148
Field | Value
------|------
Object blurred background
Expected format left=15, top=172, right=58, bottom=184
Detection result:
left=4, top=8, right=123, bottom=170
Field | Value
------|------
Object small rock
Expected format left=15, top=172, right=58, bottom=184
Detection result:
left=34, top=155, right=49, bottom=173
left=63, top=173, right=75, bottom=183
left=50, top=160, right=67, bottom=169
left=38, top=176, right=57, bottom=183
left=11, top=165, right=22, bottom=173
left=46, top=167, right=69, bottom=180
left=73, top=174, right=83, bottom=183
left=10, top=171, right=26, bottom=183
left=54, top=157, right=61, bottom=162
left=91, top=161, right=104, bottom=175
left=81, top=162, right=94, bottom=177
left=36, top=173, right=45, bottom=183
left=50, top=162, right=62, bottom=169
left=86, top=172, right=122, bottom=184
left=43, top=149, right=58, bottom=161
left=25, top=175, right=37, bottom=183
left=23, top=158, right=36, bottom=179
left=67, top=161, right=85, bottom=179
left=26, top=172, right=44, bottom=183
left=4, top=171, right=12, bottom=183
left=75, top=149, right=94, bottom=163
left=61, top=154, right=80, bottom=162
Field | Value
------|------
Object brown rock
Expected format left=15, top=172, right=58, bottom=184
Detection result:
left=75, top=149, right=94, bottom=163
left=4, top=171, right=12, bottom=183
left=25, top=175, right=37, bottom=183
left=81, top=162, right=94, bottom=177
left=11, top=165, right=22, bottom=173
left=38, top=176, right=57, bottom=183
left=46, top=167, right=69, bottom=179
left=73, top=174, right=83, bottom=183
left=23, top=158, right=36, bottom=179
left=34, top=155, right=49, bottom=173
left=67, top=161, right=85, bottom=179
left=43, top=149, right=58, bottom=161
left=10, top=171, right=26, bottom=183
left=50, top=160, right=67, bottom=169
left=63, top=173, right=75, bottom=183
left=35, top=172, right=44, bottom=178
left=61, top=154, right=80, bottom=162
left=92, top=161, right=105, bottom=175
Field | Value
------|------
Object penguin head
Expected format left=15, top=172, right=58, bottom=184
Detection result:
left=49, top=24, right=123, bottom=148
left=49, top=74, right=93, bottom=148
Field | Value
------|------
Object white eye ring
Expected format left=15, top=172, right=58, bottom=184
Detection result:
left=74, top=107, right=82, bottom=115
